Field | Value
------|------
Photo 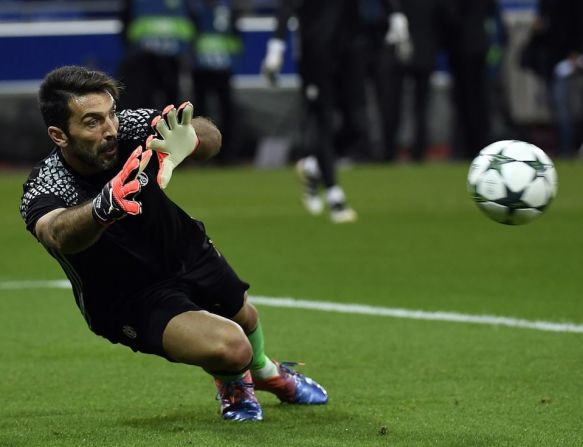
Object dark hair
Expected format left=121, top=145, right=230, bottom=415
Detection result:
left=38, top=65, right=121, bottom=133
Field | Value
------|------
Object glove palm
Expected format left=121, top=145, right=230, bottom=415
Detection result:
left=147, top=102, right=200, bottom=189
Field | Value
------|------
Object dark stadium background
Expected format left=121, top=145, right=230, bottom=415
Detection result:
left=0, top=0, right=563, bottom=166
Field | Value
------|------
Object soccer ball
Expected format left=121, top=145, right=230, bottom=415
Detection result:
left=467, top=140, right=558, bottom=225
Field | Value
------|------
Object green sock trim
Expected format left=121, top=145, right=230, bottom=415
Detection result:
left=212, top=371, right=246, bottom=383
left=206, top=361, right=251, bottom=383
left=247, top=321, right=267, bottom=371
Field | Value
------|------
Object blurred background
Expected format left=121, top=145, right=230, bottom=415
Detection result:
left=0, top=0, right=582, bottom=167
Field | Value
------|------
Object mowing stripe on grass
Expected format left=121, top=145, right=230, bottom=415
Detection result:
left=2, top=280, right=582, bottom=334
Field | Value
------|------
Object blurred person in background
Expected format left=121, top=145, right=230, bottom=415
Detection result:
left=484, top=2, right=512, bottom=142
left=528, top=0, right=583, bottom=158
left=190, top=0, right=243, bottom=164
left=443, top=0, right=498, bottom=160
left=117, top=0, right=195, bottom=109
left=358, top=0, right=409, bottom=162
left=20, top=65, right=328, bottom=422
left=368, top=0, right=448, bottom=163
left=330, top=8, right=373, bottom=164
left=261, top=0, right=360, bottom=224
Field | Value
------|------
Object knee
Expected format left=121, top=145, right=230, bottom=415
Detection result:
left=162, top=311, right=252, bottom=371
left=212, top=324, right=253, bottom=372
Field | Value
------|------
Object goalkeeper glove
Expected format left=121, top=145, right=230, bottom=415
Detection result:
left=92, top=146, right=152, bottom=224
left=261, top=38, right=286, bottom=85
left=147, top=101, right=200, bottom=189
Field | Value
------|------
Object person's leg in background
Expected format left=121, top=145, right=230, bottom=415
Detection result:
left=410, top=68, right=431, bottom=162
left=295, top=56, right=357, bottom=223
left=377, top=51, right=405, bottom=162
left=550, top=74, right=575, bottom=158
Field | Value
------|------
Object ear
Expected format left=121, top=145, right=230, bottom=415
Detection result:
left=48, top=126, right=69, bottom=148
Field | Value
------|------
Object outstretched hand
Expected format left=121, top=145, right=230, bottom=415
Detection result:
left=147, top=101, right=200, bottom=189
left=92, top=146, right=151, bottom=224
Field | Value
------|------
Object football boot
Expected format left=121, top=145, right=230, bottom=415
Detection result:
left=214, top=371, right=263, bottom=421
left=254, top=361, right=328, bottom=405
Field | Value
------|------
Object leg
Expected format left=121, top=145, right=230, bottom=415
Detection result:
left=230, top=292, right=258, bottom=333
left=377, top=51, right=405, bottom=162
left=163, top=308, right=262, bottom=422
left=232, top=297, right=328, bottom=405
left=162, top=310, right=251, bottom=373
left=294, top=70, right=356, bottom=222
left=335, top=42, right=371, bottom=161
left=177, top=239, right=328, bottom=407
left=215, top=71, right=237, bottom=163
left=411, top=69, right=431, bottom=162
left=550, top=75, right=575, bottom=157
left=303, top=71, right=357, bottom=223
left=222, top=292, right=329, bottom=405
left=158, top=253, right=262, bottom=421
left=451, top=51, right=491, bottom=159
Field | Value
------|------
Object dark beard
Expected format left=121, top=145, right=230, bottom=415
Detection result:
left=70, top=138, right=119, bottom=171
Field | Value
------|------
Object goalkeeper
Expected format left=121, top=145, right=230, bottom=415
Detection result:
left=20, top=65, right=327, bottom=422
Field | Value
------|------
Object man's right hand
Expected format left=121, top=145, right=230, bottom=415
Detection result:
left=92, top=146, right=152, bottom=224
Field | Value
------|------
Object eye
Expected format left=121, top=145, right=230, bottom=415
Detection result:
left=86, top=118, right=99, bottom=128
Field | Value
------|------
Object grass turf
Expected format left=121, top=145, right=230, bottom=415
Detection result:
left=0, top=161, right=581, bottom=446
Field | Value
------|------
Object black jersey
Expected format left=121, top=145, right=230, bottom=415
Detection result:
left=20, top=109, right=208, bottom=331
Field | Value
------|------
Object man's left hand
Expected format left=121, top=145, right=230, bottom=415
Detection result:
left=147, top=101, right=200, bottom=189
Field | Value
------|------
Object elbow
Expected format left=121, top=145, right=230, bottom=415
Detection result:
left=193, top=126, right=222, bottom=161
left=210, top=128, right=222, bottom=157
left=37, top=222, right=84, bottom=255
left=207, top=125, right=222, bottom=157
left=38, top=229, right=65, bottom=253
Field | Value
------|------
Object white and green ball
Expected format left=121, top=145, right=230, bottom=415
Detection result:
left=467, top=140, right=558, bottom=225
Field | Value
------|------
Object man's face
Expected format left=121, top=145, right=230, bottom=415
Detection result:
left=63, top=92, right=120, bottom=174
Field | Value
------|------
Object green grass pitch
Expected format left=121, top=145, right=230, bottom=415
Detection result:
left=0, top=161, right=581, bottom=446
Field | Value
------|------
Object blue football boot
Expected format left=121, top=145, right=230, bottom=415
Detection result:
left=254, top=361, right=328, bottom=405
left=214, top=371, right=263, bottom=421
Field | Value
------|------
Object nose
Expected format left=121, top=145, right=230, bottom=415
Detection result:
left=103, top=116, right=117, bottom=138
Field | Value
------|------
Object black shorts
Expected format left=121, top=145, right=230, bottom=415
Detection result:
left=93, top=243, right=249, bottom=359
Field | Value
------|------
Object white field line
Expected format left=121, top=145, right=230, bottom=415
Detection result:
left=2, top=280, right=582, bottom=334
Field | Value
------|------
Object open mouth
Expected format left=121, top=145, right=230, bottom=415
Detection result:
left=100, top=142, right=118, bottom=157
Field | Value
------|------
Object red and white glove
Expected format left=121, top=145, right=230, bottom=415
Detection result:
left=92, top=146, right=152, bottom=224
left=147, top=101, right=200, bottom=189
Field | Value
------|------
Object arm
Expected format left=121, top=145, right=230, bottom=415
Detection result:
left=272, top=0, right=297, bottom=41
left=35, top=204, right=107, bottom=254
left=382, top=0, right=409, bottom=42
left=383, top=0, right=403, bottom=14
left=381, top=0, right=412, bottom=61
left=261, top=0, right=299, bottom=84
left=35, top=146, right=151, bottom=254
